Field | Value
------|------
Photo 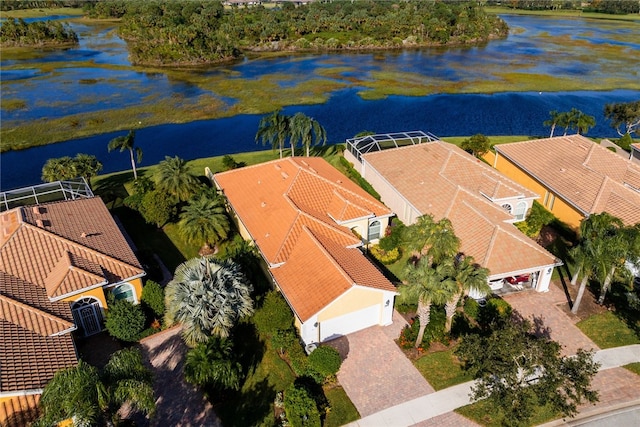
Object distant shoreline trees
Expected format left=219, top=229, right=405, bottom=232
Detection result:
left=0, top=17, right=78, bottom=47
left=113, top=0, right=509, bottom=66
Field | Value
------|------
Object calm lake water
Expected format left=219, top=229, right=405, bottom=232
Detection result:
left=1, top=14, right=639, bottom=189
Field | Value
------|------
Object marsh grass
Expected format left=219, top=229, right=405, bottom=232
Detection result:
left=0, top=8, right=84, bottom=18
left=0, top=98, right=27, bottom=111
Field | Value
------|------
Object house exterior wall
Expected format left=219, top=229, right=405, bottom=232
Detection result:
left=317, top=287, right=384, bottom=322
left=62, top=286, right=108, bottom=308
left=493, top=152, right=584, bottom=229
left=341, top=216, right=390, bottom=244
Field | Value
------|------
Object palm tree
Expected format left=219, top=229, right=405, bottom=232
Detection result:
left=404, top=214, right=460, bottom=264
left=184, top=336, right=243, bottom=391
left=400, top=258, right=457, bottom=347
left=41, top=156, right=76, bottom=182
left=108, top=130, right=142, bottom=180
left=38, top=349, right=155, bottom=426
left=544, top=110, right=560, bottom=138
left=164, top=256, right=254, bottom=347
left=289, top=112, right=327, bottom=157
left=443, top=254, right=490, bottom=333
left=73, top=153, right=103, bottom=187
left=179, top=194, right=231, bottom=255
left=155, top=155, right=200, bottom=202
left=569, top=244, right=596, bottom=315
left=255, top=110, right=290, bottom=158
left=575, top=111, right=596, bottom=135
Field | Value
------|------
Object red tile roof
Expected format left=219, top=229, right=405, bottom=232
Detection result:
left=362, top=142, right=558, bottom=277
left=495, top=135, right=640, bottom=225
left=0, top=196, right=143, bottom=407
left=0, top=394, right=40, bottom=427
left=214, top=157, right=395, bottom=321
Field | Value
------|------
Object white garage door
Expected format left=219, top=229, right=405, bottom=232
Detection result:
left=319, top=304, right=380, bottom=341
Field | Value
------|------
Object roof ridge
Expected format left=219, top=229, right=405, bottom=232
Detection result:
left=590, top=175, right=610, bottom=214
left=273, top=208, right=303, bottom=263
left=21, top=222, right=143, bottom=276
left=0, top=209, right=24, bottom=250
left=0, top=293, right=73, bottom=336
left=302, top=227, right=356, bottom=285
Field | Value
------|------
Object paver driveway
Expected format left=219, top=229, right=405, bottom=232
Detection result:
left=337, top=311, right=435, bottom=417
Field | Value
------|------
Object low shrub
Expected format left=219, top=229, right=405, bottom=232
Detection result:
left=398, top=307, right=448, bottom=349
left=478, top=297, right=512, bottom=329
left=463, top=297, right=480, bottom=321
left=284, top=384, right=321, bottom=427
left=272, top=328, right=297, bottom=356
left=105, top=299, right=145, bottom=342
left=308, top=346, right=342, bottom=380
left=369, top=244, right=402, bottom=264
left=338, top=157, right=381, bottom=200
left=141, top=280, right=165, bottom=318
left=253, top=291, right=294, bottom=337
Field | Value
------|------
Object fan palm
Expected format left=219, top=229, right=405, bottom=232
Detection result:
left=400, top=258, right=457, bottom=347
left=41, top=156, right=76, bottom=183
left=289, top=112, right=327, bottom=157
left=179, top=194, right=231, bottom=255
left=184, top=336, right=243, bottom=391
left=155, top=155, right=200, bottom=202
left=255, top=110, right=290, bottom=158
left=38, top=349, right=155, bottom=427
left=443, top=254, right=489, bottom=332
left=108, top=130, right=142, bottom=180
left=165, top=256, right=254, bottom=347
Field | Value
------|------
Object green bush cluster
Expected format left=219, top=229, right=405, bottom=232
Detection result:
left=141, top=280, right=165, bottom=318
left=307, top=346, right=342, bottom=380
left=378, top=219, right=405, bottom=251
left=338, top=157, right=381, bottom=200
left=514, top=201, right=555, bottom=238
left=477, top=297, right=513, bottom=329
left=398, top=307, right=448, bottom=349
left=463, top=297, right=480, bottom=321
left=0, top=17, right=78, bottom=47
left=253, top=291, right=294, bottom=337
left=284, top=384, right=322, bottom=427
left=105, top=299, right=146, bottom=342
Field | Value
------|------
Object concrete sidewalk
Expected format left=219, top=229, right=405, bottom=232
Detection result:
left=346, top=345, right=640, bottom=427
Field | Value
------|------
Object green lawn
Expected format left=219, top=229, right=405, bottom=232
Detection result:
left=577, top=311, right=640, bottom=349
left=624, top=362, right=640, bottom=376
left=485, top=7, right=640, bottom=22
left=456, top=399, right=561, bottom=427
left=413, top=349, right=473, bottom=391
left=324, top=386, right=360, bottom=427
left=0, top=7, right=84, bottom=18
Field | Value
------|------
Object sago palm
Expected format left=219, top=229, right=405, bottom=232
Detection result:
left=179, top=194, right=231, bottom=255
left=165, top=256, right=254, bottom=347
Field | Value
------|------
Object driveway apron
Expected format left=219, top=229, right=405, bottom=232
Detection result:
left=337, top=311, right=435, bottom=417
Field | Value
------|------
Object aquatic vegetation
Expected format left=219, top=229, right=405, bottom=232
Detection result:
left=0, top=98, right=27, bottom=112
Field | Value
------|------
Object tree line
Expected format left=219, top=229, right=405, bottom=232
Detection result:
left=83, top=0, right=509, bottom=66
left=0, top=17, right=78, bottom=47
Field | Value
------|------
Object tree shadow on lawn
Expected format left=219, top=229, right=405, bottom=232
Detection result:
left=215, top=378, right=275, bottom=427
left=92, top=169, right=140, bottom=208
left=606, top=285, right=640, bottom=340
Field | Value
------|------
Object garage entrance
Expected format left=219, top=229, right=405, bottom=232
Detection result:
left=319, top=304, right=380, bottom=341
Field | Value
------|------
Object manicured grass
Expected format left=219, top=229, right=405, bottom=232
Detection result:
left=0, top=7, right=84, bottom=18
left=485, top=7, right=640, bottom=22
left=324, top=386, right=360, bottom=427
left=413, top=349, right=473, bottom=391
left=577, top=311, right=640, bottom=349
left=456, top=399, right=561, bottom=427
left=442, top=135, right=532, bottom=147
left=624, top=362, right=640, bottom=376
left=385, top=250, right=411, bottom=282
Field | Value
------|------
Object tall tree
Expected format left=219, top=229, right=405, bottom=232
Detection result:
left=255, top=110, right=290, bottom=158
left=460, top=133, right=491, bottom=157
left=41, top=156, right=77, bottom=183
left=108, top=130, right=143, bottom=180
left=443, top=254, right=490, bottom=333
left=456, top=318, right=599, bottom=426
left=604, top=100, right=640, bottom=137
left=155, top=155, right=200, bottom=202
left=165, top=256, right=254, bottom=347
left=179, top=194, right=231, bottom=255
left=404, top=214, right=460, bottom=264
left=544, top=110, right=561, bottom=137
left=569, top=243, right=596, bottom=315
left=73, top=153, right=103, bottom=186
left=575, top=110, right=596, bottom=135
left=400, top=258, right=457, bottom=347
left=38, top=349, right=155, bottom=426
left=289, top=112, right=327, bottom=157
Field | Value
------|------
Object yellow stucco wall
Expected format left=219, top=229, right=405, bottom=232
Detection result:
left=60, top=277, right=143, bottom=310
left=493, top=153, right=583, bottom=229
left=318, top=287, right=382, bottom=321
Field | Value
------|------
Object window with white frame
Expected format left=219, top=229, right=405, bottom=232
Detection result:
left=514, top=201, right=527, bottom=221
left=368, top=220, right=381, bottom=241
left=111, top=283, right=136, bottom=303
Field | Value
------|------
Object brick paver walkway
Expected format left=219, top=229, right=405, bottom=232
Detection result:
left=503, top=283, right=598, bottom=356
left=337, top=311, right=435, bottom=417
left=411, top=412, right=480, bottom=426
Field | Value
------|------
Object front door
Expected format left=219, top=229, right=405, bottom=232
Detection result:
left=72, top=298, right=104, bottom=336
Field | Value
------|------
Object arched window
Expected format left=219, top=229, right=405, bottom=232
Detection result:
left=72, top=297, right=104, bottom=336
left=368, top=220, right=381, bottom=241
left=111, top=283, right=136, bottom=303
left=514, top=201, right=527, bottom=221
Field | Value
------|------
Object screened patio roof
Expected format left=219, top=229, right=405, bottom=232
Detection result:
left=0, top=178, right=94, bottom=212
left=345, top=131, right=440, bottom=162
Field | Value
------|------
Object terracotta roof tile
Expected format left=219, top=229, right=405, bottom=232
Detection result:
left=0, top=394, right=40, bottom=427
left=0, top=319, right=77, bottom=393
left=362, top=142, right=558, bottom=276
left=215, top=158, right=395, bottom=320
left=495, top=135, right=640, bottom=225
left=0, top=294, right=73, bottom=337
left=0, top=273, right=73, bottom=323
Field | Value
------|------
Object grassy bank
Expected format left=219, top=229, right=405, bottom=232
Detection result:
left=486, top=7, right=640, bottom=22
left=0, top=8, right=84, bottom=18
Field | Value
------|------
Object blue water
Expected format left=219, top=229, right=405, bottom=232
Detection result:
left=1, top=14, right=639, bottom=190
